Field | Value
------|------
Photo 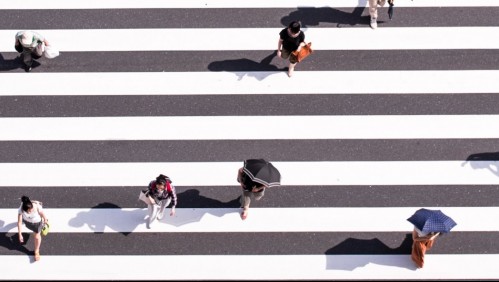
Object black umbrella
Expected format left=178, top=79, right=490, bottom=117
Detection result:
left=242, top=159, right=281, bottom=188
left=388, top=1, right=394, bottom=20
left=407, top=208, right=457, bottom=234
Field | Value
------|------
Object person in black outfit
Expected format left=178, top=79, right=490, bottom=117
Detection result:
left=277, top=21, right=306, bottom=77
left=237, top=168, right=265, bottom=220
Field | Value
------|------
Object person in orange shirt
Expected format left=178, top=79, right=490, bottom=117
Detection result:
left=411, top=227, right=440, bottom=268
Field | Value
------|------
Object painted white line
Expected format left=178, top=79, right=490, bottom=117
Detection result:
left=2, top=115, right=499, bottom=140
left=2, top=0, right=499, bottom=9
left=0, top=206, right=495, bottom=233
left=1, top=70, right=498, bottom=95
left=0, top=161, right=498, bottom=186
left=0, top=254, right=497, bottom=280
left=2, top=27, right=499, bottom=52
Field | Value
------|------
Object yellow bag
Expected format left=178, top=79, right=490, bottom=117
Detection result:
left=41, top=222, right=50, bottom=236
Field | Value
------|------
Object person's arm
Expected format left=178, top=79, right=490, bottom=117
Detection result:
left=277, top=39, right=283, bottom=56
left=169, top=184, right=177, bottom=216
left=39, top=209, right=48, bottom=225
left=237, top=167, right=243, bottom=183
left=17, top=213, right=24, bottom=243
left=147, top=182, right=157, bottom=205
left=295, top=33, right=306, bottom=52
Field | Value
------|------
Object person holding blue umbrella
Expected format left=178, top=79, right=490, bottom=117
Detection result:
left=407, top=208, right=457, bottom=268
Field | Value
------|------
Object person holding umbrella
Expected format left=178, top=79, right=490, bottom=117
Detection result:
left=411, top=228, right=440, bottom=268
left=237, top=159, right=281, bottom=220
left=407, top=208, right=457, bottom=268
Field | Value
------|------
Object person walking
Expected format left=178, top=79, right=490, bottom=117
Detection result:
left=14, top=30, right=51, bottom=72
left=368, top=0, right=394, bottom=29
left=277, top=20, right=306, bottom=77
left=237, top=167, right=266, bottom=220
left=142, top=174, right=177, bottom=229
left=17, top=196, right=49, bottom=261
left=411, top=227, right=440, bottom=268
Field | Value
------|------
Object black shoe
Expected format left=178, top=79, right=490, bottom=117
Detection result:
left=25, top=65, right=32, bottom=72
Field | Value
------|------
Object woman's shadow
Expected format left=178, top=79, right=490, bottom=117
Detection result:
left=325, top=233, right=417, bottom=270
left=0, top=220, right=33, bottom=261
left=207, top=51, right=285, bottom=81
left=68, top=191, right=240, bottom=232
left=68, top=202, right=143, bottom=236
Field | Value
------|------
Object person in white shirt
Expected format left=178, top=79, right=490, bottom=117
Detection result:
left=18, top=195, right=49, bottom=261
left=14, top=30, right=50, bottom=72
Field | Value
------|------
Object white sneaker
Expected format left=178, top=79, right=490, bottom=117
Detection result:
left=157, top=212, right=164, bottom=220
left=370, top=17, right=378, bottom=29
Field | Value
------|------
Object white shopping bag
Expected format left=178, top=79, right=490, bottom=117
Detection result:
left=44, top=45, right=60, bottom=59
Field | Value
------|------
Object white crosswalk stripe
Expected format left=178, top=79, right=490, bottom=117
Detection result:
left=1, top=0, right=499, bottom=280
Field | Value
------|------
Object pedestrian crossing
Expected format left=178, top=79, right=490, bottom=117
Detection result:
left=1, top=0, right=499, bottom=280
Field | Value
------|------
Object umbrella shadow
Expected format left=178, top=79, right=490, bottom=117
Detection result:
left=281, top=1, right=371, bottom=28
left=207, top=51, right=285, bottom=81
left=325, top=234, right=416, bottom=270
left=0, top=221, right=32, bottom=255
left=163, top=189, right=240, bottom=227
left=462, top=152, right=499, bottom=177
left=68, top=202, right=142, bottom=236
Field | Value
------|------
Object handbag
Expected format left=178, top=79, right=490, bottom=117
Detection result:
left=44, top=45, right=60, bottom=59
left=41, top=222, right=50, bottom=236
left=139, top=190, right=154, bottom=205
left=292, top=42, right=313, bottom=63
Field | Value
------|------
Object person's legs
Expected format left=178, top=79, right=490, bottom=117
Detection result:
left=22, top=48, right=33, bottom=71
left=368, top=0, right=379, bottom=29
left=288, top=53, right=299, bottom=77
left=157, top=198, right=171, bottom=220
left=240, top=190, right=252, bottom=219
left=147, top=204, right=159, bottom=228
left=34, top=232, right=42, bottom=261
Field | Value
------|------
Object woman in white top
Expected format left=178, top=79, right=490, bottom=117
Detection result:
left=17, top=195, right=49, bottom=261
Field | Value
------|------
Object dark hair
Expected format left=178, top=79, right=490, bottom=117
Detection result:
left=288, top=21, right=301, bottom=34
left=21, top=196, right=33, bottom=212
left=156, top=174, right=171, bottom=185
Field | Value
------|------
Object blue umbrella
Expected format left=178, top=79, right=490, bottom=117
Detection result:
left=407, top=208, right=457, bottom=233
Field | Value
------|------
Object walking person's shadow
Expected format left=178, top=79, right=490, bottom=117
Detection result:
left=0, top=53, right=23, bottom=72
left=208, top=51, right=285, bottom=81
left=0, top=221, right=33, bottom=262
left=68, top=202, right=143, bottom=236
left=163, top=189, right=240, bottom=227
left=462, top=152, right=499, bottom=177
left=0, top=52, right=42, bottom=72
left=325, top=233, right=416, bottom=270
left=281, top=0, right=370, bottom=28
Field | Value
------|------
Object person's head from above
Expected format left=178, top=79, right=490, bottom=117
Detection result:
left=20, top=31, right=34, bottom=47
left=288, top=21, right=301, bottom=35
left=21, top=195, right=34, bottom=213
